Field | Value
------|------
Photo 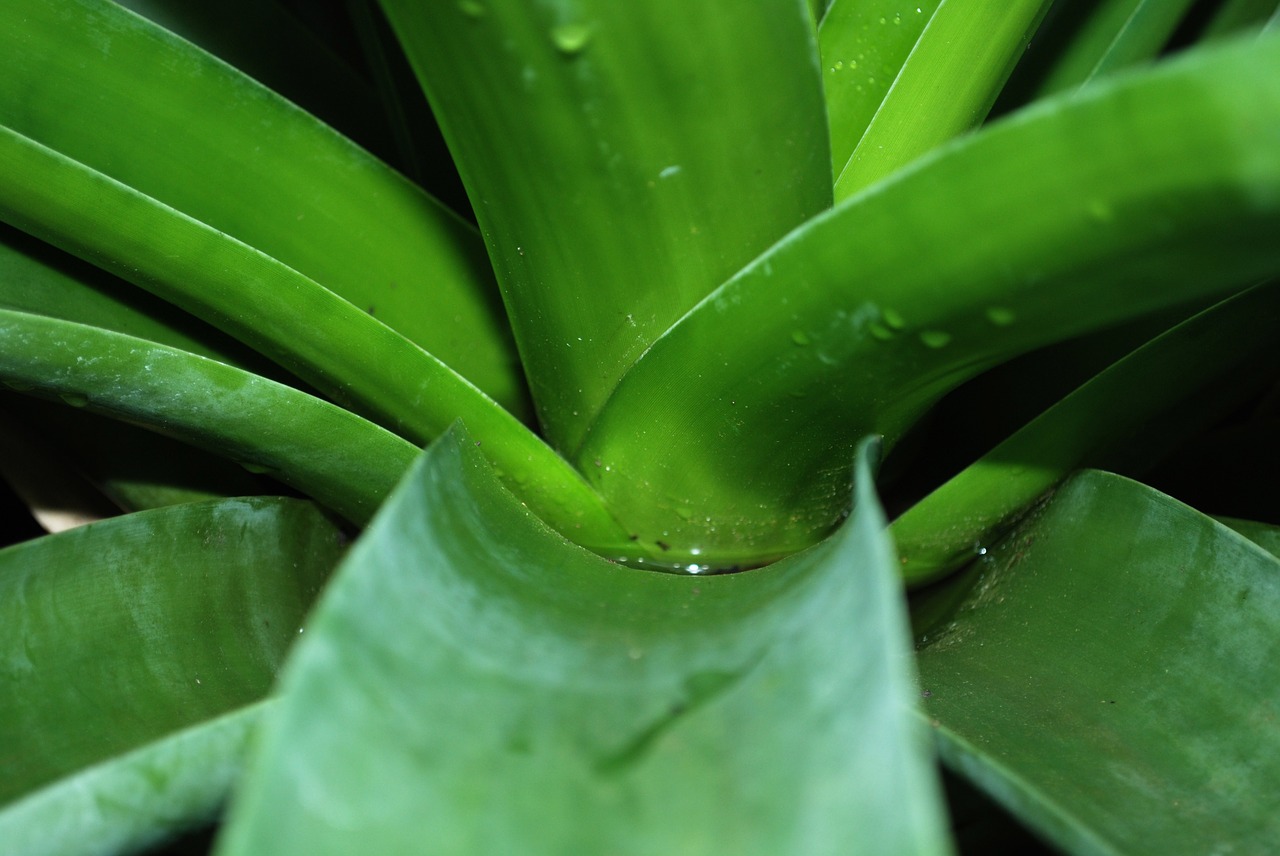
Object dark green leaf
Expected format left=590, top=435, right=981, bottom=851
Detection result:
left=216, top=432, right=950, bottom=856
left=916, top=470, right=1280, bottom=854
left=0, top=703, right=265, bottom=856
left=0, top=498, right=344, bottom=805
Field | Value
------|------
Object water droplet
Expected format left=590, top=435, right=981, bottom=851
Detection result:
left=458, top=0, right=484, bottom=17
left=834, top=60, right=844, bottom=71
left=59, top=392, right=88, bottom=408
left=882, top=307, right=906, bottom=329
left=879, top=16, right=887, bottom=24
left=919, top=330, right=952, bottom=349
left=676, top=506, right=694, bottom=520
left=893, top=13, right=902, bottom=24
left=551, top=22, right=591, bottom=55
left=869, top=322, right=894, bottom=341
left=848, top=59, right=858, bottom=69
left=1088, top=200, right=1114, bottom=223
left=985, top=306, right=1016, bottom=326
left=240, top=461, right=272, bottom=475
left=791, top=330, right=811, bottom=346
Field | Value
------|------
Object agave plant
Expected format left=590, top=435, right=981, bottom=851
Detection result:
left=2, top=0, right=1280, bottom=853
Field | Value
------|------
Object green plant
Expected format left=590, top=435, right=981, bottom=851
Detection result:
left=2, top=0, right=1279, bottom=853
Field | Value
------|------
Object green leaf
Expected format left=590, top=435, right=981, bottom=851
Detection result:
left=891, top=281, right=1280, bottom=586
left=0, top=309, right=629, bottom=545
left=0, top=703, right=265, bottom=856
left=575, top=36, right=1280, bottom=567
left=915, top=470, right=1280, bottom=854
left=833, top=0, right=1052, bottom=200
left=380, top=0, right=832, bottom=452
left=1217, top=516, right=1280, bottom=558
left=820, top=0, right=942, bottom=178
left=216, top=431, right=950, bottom=856
left=0, top=0, right=523, bottom=413
left=0, top=498, right=344, bottom=806
left=0, top=309, right=417, bottom=526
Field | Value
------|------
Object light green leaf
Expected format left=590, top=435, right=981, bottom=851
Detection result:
left=833, top=0, right=1052, bottom=200
left=0, top=703, right=265, bottom=856
left=216, top=431, right=950, bottom=856
left=575, top=36, right=1280, bottom=567
left=0, top=498, right=344, bottom=806
left=0, top=0, right=523, bottom=413
left=891, top=281, right=1280, bottom=586
left=820, top=0, right=942, bottom=177
left=381, top=0, right=832, bottom=452
left=916, top=470, right=1280, bottom=855
left=1217, top=516, right=1280, bottom=558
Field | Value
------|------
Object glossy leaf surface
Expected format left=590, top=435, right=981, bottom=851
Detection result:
left=892, top=281, right=1280, bottom=585
left=834, top=0, right=1051, bottom=199
left=217, top=432, right=950, bottom=856
left=0, top=499, right=344, bottom=805
left=382, top=0, right=832, bottom=452
left=0, top=0, right=523, bottom=412
left=0, top=704, right=265, bottom=856
left=576, top=37, right=1280, bottom=566
left=820, top=0, right=941, bottom=176
left=916, top=470, right=1280, bottom=854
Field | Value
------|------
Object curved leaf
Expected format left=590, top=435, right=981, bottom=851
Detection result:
left=381, top=0, right=832, bottom=452
left=0, top=310, right=629, bottom=544
left=0, top=703, right=265, bottom=856
left=916, top=470, right=1280, bottom=855
left=216, top=431, right=950, bottom=856
left=0, top=498, right=344, bottom=805
left=0, top=0, right=523, bottom=413
left=574, top=36, right=1280, bottom=567
left=891, top=281, right=1280, bottom=586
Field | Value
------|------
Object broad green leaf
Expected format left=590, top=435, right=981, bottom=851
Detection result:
left=575, top=36, right=1280, bottom=567
left=915, top=470, right=1280, bottom=854
left=820, top=0, right=942, bottom=177
left=833, top=0, right=1052, bottom=200
left=0, top=0, right=524, bottom=413
left=216, top=432, right=950, bottom=856
left=891, top=281, right=1280, bottom=586
left=0, top=703, right=265, bottom=856
left=0, top=310, right=628, bottom=543
left=1218, top=516, right=1280, bottom=558
left=0, top=498, right=343, bottom=806
left=381, top=0, right=832, bottom=453
left=1032, top=0, right=1198, bottom=98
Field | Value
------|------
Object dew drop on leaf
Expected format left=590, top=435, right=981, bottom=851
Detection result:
left=457, top=0, right=484, bottom=17
left=985, top=306, right=1016, bottom=326
left=791, top=330, right=811, bottom=346
left=59, top=392, right=88, bottom=408
left=919, top=330, right=953, bottom=349
left=882, top=307, right=906, bottom=329
left=551, top=22, right=591, bottom=55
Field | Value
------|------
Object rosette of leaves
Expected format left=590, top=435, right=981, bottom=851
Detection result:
left=2, top=1, right=1280, bottom=854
